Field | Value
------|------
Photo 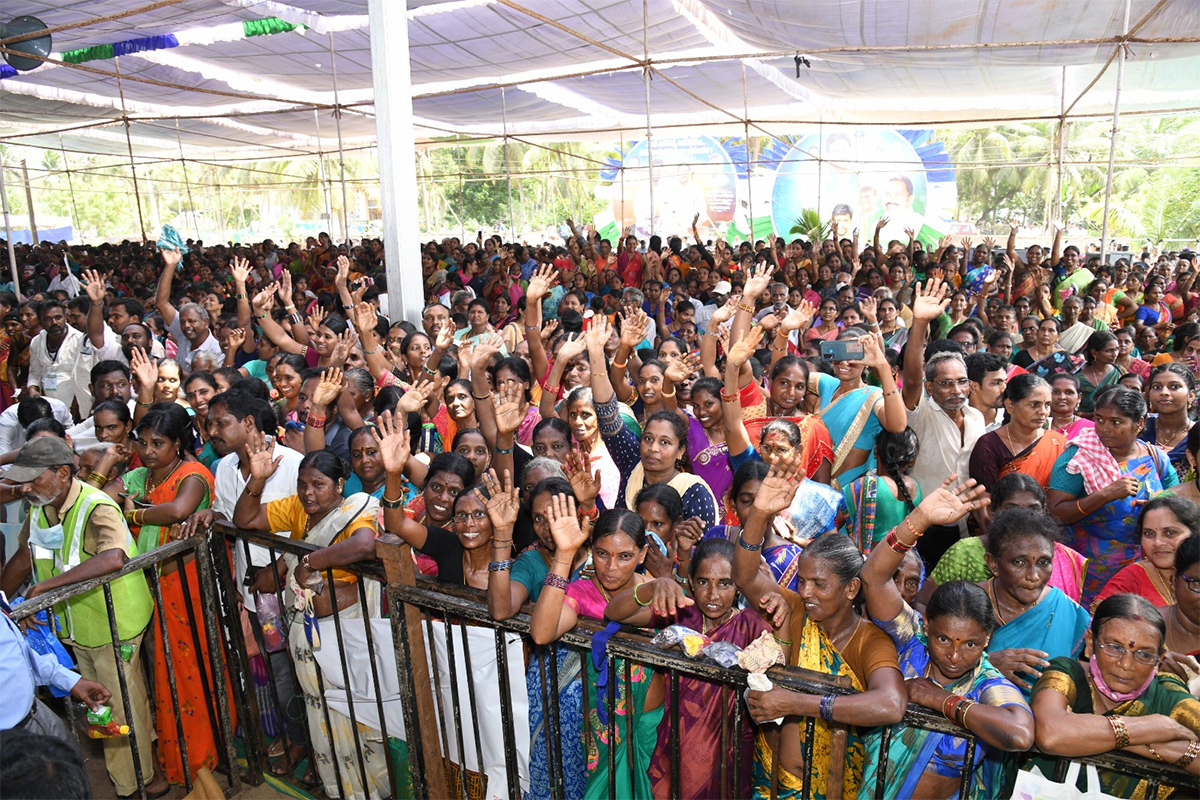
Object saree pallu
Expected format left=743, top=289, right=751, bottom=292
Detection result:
left=1077, top=366, right=1121, bottom=414
left=861, top=653, right=1027, bottom=798
left=1021, top=657, right=1200, bottom=799
left=1090, top=560, right=1175, bottom=611
left=842, top=471, right=923, bottom=554
left=1069, top=449, right=1174, bottom=606
left=526, top=645, right=587, bottom=800
left=686, top=415, right=731, bottom=518
left=125, top=463, right=225, bottom=785
left=988, top=587, right=1090, bottom=699
left=815, top=376, right=884, bottom=484
left=751, top=617, right=867, bottom=800
left=648, top=607, right=768, bottom=799
left=998, top=430, right=1067, bottom=488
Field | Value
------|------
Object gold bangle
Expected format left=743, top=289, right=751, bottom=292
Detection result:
left=661, top=387, right=677, bottom=398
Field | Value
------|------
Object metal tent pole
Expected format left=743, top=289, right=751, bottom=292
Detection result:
left=20, top=160, right=38, bottom=245
left=113, top=57, right=148, bottom=242
left=0, top=164, right=20, bottom=298
left=58, top=135, right=82, bottom=238
left=501, top=87, right=515, bottom=239
left=643, top=0, right=654, bottom=236
left=328, top=32, right=352, bottom=244
left=312, top=109, right=335, bottom=239
left=458, top=133, right=465, bottom=241
left=1054, top=66, right=1067, bottom=225
left=368, top=0, right=427, bottom=327
left=174, top=120, right=200, bottom=239
left=1100, top=0, right=1132, bottom=263
left=742, top=61, right=752, bottom=241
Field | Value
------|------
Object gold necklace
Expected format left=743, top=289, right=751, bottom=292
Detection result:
left=1141, top=560, right=1176, bottom=605
left=145, top=457, right=183, bottom=495
left=1156, top=419, right=1189, bottom=448
left=701, top=609, right=735, bottom=635
left=1001, top=425, right=1040, bottom=455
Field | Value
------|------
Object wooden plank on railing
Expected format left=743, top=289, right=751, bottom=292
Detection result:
left=376, top=534, right=449, bottom=800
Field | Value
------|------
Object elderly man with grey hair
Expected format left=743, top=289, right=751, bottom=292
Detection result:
left=155, top=247, right=224, bottom=372
left=900, top=281, right=986, bottom=566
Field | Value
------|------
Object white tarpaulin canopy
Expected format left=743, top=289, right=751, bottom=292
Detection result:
left=1, top=0, right=1199, bottom=160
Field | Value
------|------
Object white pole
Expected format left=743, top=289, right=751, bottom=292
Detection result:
left=1100, top=0, right=1132, bottom=265
left=328, top=32, right=353, bottom=245
left=0, top=164, right=20, bottom=299
left=368, top=0, right=424, bottom=325
left=643, top=0, right=654, bottom=237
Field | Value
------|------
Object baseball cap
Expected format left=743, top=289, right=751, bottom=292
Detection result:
left=6, top=437, right=75, bottom=483
left=713, top=280, right=732, bottom=295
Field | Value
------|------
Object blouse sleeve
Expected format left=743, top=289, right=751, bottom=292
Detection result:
left=596, top=393, right=641, bottom=476
left=1048, top=446, right=1084, bottom=496
left=681, top=483, right=718, bottom=529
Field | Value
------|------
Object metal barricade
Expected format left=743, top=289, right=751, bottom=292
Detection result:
left=25, top=521, right=1192, bottom=800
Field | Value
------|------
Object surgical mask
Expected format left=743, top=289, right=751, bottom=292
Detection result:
left=29, top=514, right=65, bottom=551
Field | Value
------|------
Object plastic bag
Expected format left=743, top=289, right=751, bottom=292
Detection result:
left=86, top=705, right=130, bottom=739
left=255, top=592, right=287, bottom=653
left=13, top=596, right=75, bottom=698
left=700, top=641, right=742, bottom=668
left=652, top=625, right=711, bottom=657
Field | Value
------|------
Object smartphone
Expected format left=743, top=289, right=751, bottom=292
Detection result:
left=821, top=340, right=865, bottom=362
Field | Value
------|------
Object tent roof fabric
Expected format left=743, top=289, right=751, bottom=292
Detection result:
left=1, top=0, right=1198, bottom=160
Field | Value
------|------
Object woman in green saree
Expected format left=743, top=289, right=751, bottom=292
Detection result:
left=1027, top=594, right=1200, bottom=797
left=530, top=500, right=664, bottom=800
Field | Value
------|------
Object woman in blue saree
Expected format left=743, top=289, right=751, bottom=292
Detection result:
left=859, top=478, right=1035, bottom=799
left=977, top=508, right=1091, bottom=697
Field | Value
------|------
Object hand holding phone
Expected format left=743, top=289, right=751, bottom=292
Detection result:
left=820, top=339, right=865, bottom=362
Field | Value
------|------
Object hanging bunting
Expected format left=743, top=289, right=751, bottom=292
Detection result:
left=2, top=18, right=304, bottom=79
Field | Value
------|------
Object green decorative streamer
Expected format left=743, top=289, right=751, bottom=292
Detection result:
left=243, top=18, right=299, bottom=37
left=61, top=43, right=116, bottom=64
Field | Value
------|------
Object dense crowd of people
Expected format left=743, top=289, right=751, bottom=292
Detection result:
left=1, top=219, right=1199, bottom=800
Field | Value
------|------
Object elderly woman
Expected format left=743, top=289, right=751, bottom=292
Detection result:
left=1092, top=495, right=1200, bottom=610
left=1025, top=595, right=1200, bottom=797
left=1048, top=386, right=1179, bottom=606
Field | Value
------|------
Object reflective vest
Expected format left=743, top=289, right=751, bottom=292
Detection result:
left=31, top=482, right=153, bottom=647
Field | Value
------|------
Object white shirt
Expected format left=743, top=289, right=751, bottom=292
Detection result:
left=213, top=443, right=304, bottom=611
left=165, top=314, right=222, bottom=373
left=1, top=610, right=80, bottom=728
left=28, top=328, right=87, bottom=414
left=907, top=392, right=985, bottom=530
left=0, top=397, right=74, bottom=454
left=47, top=272, right=81, bottom=297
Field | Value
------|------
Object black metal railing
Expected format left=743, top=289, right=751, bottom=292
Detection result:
left=14, top=522, right=1197, bottom=800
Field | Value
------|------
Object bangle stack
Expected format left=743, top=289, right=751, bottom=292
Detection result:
left=1176, top=740, right=1200, bottom=768
left=381, top=492, right=404, bottom=510
left=720, top=390, right=739, bottom=403
left=819, top=694, right=836, bottom=723
left=543, top=573, right=569, bottom=591
left=125, top=509, right=145, bottom=526
left=942, top=695, right=976, bottom=728
left=884, top=517, right=922, bottom=553
left=1107, top=715, right=1130, bottom=749
left=86, top=471, right=108, bottom=487
left=736, top=302, right=755, bottom=314
left=306, top=413, right=327, bottom=429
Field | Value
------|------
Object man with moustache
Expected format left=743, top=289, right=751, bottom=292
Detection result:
left=65, top=361, right=134, bottom=450
left=0, top=437, right=163, bottom=797
left=28, top=300, right=86, bottom=417
left=901, top=282, right=986, bottom=566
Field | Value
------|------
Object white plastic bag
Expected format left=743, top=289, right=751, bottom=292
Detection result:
left=1010, top=762, right=1121, bottom=800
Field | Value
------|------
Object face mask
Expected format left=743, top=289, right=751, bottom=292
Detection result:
left=29, top=517, right=65, bottom=551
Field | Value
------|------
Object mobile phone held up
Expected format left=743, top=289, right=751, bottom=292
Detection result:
left=820, top=339, right=865, bottom=362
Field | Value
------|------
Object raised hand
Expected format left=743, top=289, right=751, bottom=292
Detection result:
left=277, top=270, right=294, bottom=305
left=246, top=431, right=282, bottom=482
left=742, top=262, right=773, bottom=302
left=564, top=444, right=601, bottom=507
left=726, top=325, right=765, bottom=369
left=914, top=475, right=988, bottom=529
left=875, top=216, right=890, bottom=232
left=758, top=313, right=781, bottom=333
left=160, top=246, right=182, bottom=270
left=904, top=228, right=916, bottom=241
left=911, top=280, right=952, bottom=322
left=353, top=301, right=378, bottom=335
left=752, top=448, right=806, bottom=516
left=335, top=254, right=351, bottom=286
left=252, top=283, right=276, bottom=312
left=673, top=517, right=705, bottom=555
left=494, top=382, right=526, bottom=436
left=434, top=321, right=454, bottom=352
left=708, top=296, right=739, bottom=328
left=81, top=268, right=107, bottom=304
left=312, top=366, right=345, bottom=408
left=585, top=313, right=612, bottom=353
left=663, top=351, right=701, bottom=384
left=397, top=379, right=436, bottom=414
left=983, top=236, right=996, bottom=251
left=372, top=411, right=412, bottom=473
left=130, top=347, right=157, bottom=396
left=1009, top=219, right=1021, bottom=232
left=329, top=328, right=356, bottom=367
left=481, top=469, right=520, bottom=530
left=539, top=319, right=559, bottom=347
left=526, top=264, right=558, bottom=302
left=227, top=327, right=247, bottom=352
left=231, top=256, right=251, bottom=285
left=617, top=310, right=649, bottom=349
left=852, top=334, right=889, bottom=371
left=547, top=493, right=589, bottom=555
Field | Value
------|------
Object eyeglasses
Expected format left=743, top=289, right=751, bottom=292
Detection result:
left=932, top=378, right=971, bottom=389
left=1096, top=641, right=1161, bottom=666
left=1184, top=576, right=1200, bottom=595
left=453, top=510, right=489, bottom=524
